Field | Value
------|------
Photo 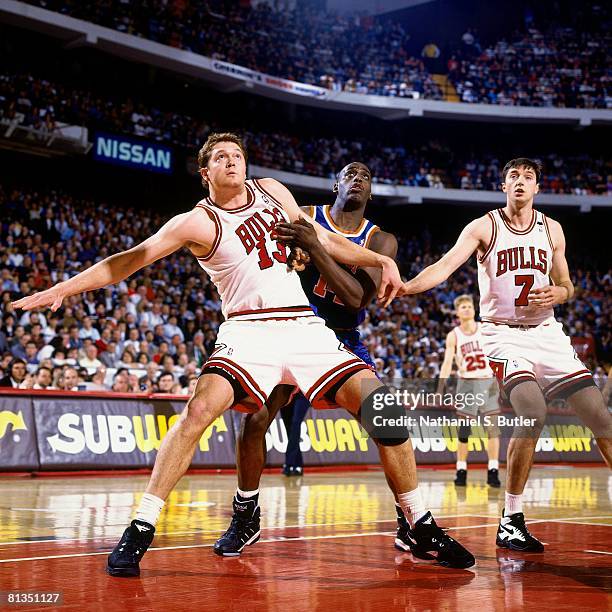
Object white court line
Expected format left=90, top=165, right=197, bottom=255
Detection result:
left=0, top=531, right=398, bottom=564
left=550, top=521, right=612, bottom=527
left=0, top=514, right=480, bottom=547
left=584, top=549, right=612, bottom=556
left=2, top=515, right=607, bottom=563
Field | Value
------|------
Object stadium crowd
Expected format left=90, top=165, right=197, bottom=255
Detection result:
left=447, top=17, right=610, bottom=108
left=1, top=72, right=610, bottom=195
left=22, top=0, right=610, bottom=108
left=0, top=185, right=609, bottom=396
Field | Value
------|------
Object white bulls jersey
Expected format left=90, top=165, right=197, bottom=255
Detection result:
left=195, top=179, right=311, bottom=321
left=478, top=208, right=554, bottom=326
left=453, top=323, right=493, bottom=379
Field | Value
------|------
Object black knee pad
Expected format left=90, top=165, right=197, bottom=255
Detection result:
left=458, top=423, right=471, bottom=444
left=359, top=386, right=410, bottom=445
left=374, top=436, right=409, bottom=447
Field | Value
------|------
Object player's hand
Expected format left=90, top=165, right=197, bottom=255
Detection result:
left=275, top=218, right=321, bottom=252
left=287, top=246, right=311, bottom=272
left=378, top=256, right=403, bottom=307
left=528, top=285, right=567, bottom=309
left=11, top=284, right=67, bottom=312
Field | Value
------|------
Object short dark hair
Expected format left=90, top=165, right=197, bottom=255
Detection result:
left=197, top=132, right=247, bottom=169
left=502, top=158, right=542, bottom=183
left=158, top=371, right=174, bottom=381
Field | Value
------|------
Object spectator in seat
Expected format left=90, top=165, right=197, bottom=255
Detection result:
left=157, top=370, right=181, bottom=394
left=112, top=368, right=131, bottom=393
left=79, top=344, right=103, bottom=369
left=32, top=366, right=54, bottom=389
left=59, top=366, right=79, bottom=391
left=0, top=358, right=27, bottom=387
left=24, top=340, right=40, bottom=367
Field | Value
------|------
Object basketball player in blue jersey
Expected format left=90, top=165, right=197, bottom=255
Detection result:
left=215, top=162, right=416, bottom=557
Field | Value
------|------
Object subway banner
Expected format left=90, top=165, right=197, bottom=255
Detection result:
left=0, top=394, right=38, bottom=470
left=0, top=392, right=605, bottom=471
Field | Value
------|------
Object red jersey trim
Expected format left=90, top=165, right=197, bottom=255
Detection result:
left=478, top=212, right=498, bottom=263
left=194, top=204, right=222, bottom=262
left=206, top=183, right=255, bottom=213
left=543, top=214, right=555, bottom=251
left=498, top=208, right=537, bottom=235
left=204, top=356, right=267, bottom=408
left=227, top=305, right=313, bottom=319
left=253, top=178, right=284, bottom=208
left=306, top=359, right=370, bottom=405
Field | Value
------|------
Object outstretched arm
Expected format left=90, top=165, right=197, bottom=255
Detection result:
left=402, top=217, right=489, bottom=295
left=259, top=178, right=402, bottom=305
left=528, top=217, right=574, bottom=308
left=12, top=210, right=214, bottom=312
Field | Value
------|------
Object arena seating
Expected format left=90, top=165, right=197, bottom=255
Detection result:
left=20, top=0, right=610, bottom=108
left=1, top=72, right=609, bottom=194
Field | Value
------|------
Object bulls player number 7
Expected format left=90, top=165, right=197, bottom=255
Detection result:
left=514, top=274, right=534, bottom=307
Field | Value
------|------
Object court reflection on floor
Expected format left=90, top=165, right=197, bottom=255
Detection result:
left=0, top=468, right=609, bottom=544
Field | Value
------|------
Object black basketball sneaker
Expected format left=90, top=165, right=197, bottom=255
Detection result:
left=454, top=469, right=467, bottom=486
left=107, top=519, right=155, bottom=577
left=487, top=468, right=501, bottom=488
left=407, top=512, right=476, bottom=568
left=214, top=496, right=261, bottom=556
left=496, top=509, right=544, bottom=552
left=394, top=514, right=413, bottom=552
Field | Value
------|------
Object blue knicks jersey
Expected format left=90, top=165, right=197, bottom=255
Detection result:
left=301, top=205, right=380, bottom=329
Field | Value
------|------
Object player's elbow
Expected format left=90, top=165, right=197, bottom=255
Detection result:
left=343, top=297, right=363, bottom=313
left=317, top=230, right=332, bottom=253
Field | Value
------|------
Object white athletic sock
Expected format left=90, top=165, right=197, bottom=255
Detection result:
left=505, top=492, right=523, bottom=515
left=488, top=459, right=499, bottom=470
left=236, top=488, right=259, bottom=499
left=135, top=492, right=165, bottom=527
left=397, top=487, right=427, bottom=527
left=456, top=461, right=467, bottom=471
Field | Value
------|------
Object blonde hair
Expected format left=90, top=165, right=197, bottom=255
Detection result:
left=453, top=294, right=474, bottom=310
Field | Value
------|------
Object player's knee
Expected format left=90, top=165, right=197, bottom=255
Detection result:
left=458, top=423, right=471, bottom=444
left=182, top=395, right=215, bottom=436
left=360, top=386, right=410, bottom=446
left=508, top=382, right=546, bottom=419
left=570, top=385, right=612, bottom=436
left=240, top=407, right=270, bottom=439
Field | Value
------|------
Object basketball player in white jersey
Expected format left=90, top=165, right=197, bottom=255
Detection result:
left=437, top=294, right=501, bottom=488
left=401, top=158, right=612, bottom=552
left=12, top=133, right=474, bottom=573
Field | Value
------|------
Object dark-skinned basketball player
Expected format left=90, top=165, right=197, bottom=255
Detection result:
left=214, top=162, right=436, bottom=561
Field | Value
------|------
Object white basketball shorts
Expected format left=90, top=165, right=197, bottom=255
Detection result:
left=481, top=317, right=594, bottom=401
left=455, top=377, right=501, bottom=417
left=202, top=315, right=372, bottom=412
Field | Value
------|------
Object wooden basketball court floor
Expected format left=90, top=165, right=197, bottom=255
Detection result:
left=0, top=465, right=610, bottom=611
